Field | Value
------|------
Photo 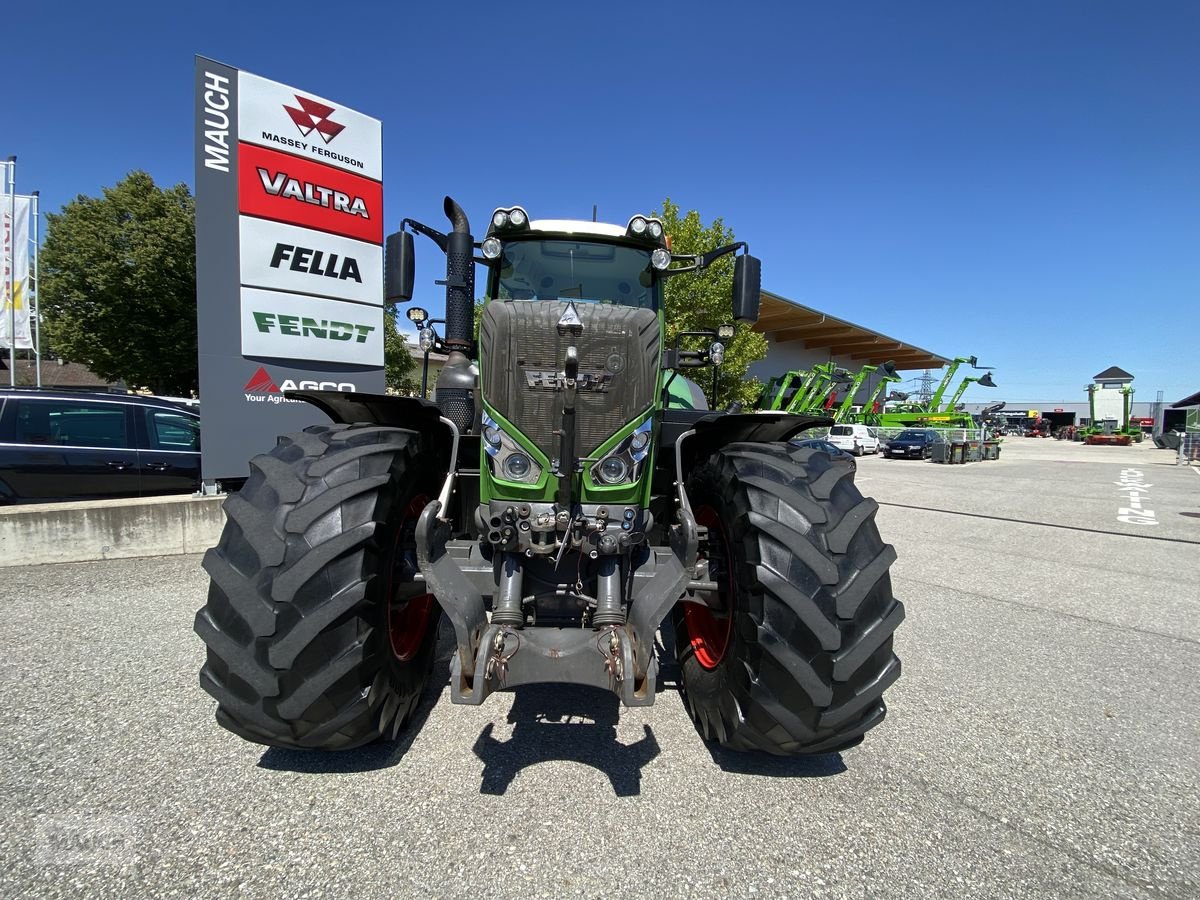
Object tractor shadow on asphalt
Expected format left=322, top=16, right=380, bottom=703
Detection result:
left=472, top=684, right=661, bottom=797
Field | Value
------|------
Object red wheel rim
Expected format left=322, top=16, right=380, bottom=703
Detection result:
left=386, top=495, right=435, bottom=663
left=684, top=505, right=734, bottom=670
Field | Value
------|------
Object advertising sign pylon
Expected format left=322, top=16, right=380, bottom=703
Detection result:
left=195, top=57, right=386, bottom=484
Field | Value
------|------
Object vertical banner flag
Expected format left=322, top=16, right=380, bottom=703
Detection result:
left=1, top=195, right=33, bottom=350
left=195, top=57, right=385, bottom=483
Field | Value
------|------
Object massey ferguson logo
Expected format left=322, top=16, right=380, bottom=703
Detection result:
left=284, top=95, right=344, bottom=143
left=257, top=168, right=370, bottom=218
left=244, top=366, right=357, bottom=404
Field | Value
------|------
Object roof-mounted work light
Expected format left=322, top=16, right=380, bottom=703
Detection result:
left=487, top=206, right=531, bottom=236
left=626, top=215, right=666, bottom=245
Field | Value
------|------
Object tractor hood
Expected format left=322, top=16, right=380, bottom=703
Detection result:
left=479, top=300, right=660, bottom=464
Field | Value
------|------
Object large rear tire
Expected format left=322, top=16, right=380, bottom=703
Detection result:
left=675, top=443, right=904, bottom=755
left=194, top=424, right=441, bottom=750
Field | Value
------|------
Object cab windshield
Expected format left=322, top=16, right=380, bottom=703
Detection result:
left=490, top=239, right=659, bottom=311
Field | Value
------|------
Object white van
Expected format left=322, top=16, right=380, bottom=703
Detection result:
left=827, top=423, right=880, bottom=456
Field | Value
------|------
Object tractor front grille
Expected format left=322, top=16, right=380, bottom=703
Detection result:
left=479, top=300, right=660, bottom=460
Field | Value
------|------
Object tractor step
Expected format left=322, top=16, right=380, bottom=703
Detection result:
left=449, top=624, right=658, bottom=708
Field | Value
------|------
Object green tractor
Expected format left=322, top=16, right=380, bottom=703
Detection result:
left=194, top=198, right=904, bottom=756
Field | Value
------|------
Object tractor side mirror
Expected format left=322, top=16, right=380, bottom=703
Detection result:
left=385, top=230, right=415, bottom=302
left=732, top=254, right=761, bottom=323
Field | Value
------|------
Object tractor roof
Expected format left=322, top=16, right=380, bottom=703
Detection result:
left=526, top=219, right=629, bottom=240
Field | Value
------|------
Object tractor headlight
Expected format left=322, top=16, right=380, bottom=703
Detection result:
left=629, top=216, right=648, bottom=235
left=481, top=237, right=502, bottom=259
left=492, top=210, right=509, bottom=229
left=418, top=327, right=436, bottom=352
left=589, top=417, right=653, bottom=487
left=508, top=208, right=527, bottom=227
left=597, top=456, right=628, bottom=485
left=710, top=341, right=725, bottom=365
left=504, top=453, right=532, bottom=481
left=651, top=248, right=671, bottom=270
left=647, top=220, right=663, bottom=239
left=481, top=412, right=543, bottom=484
left=716, top=323, right=735, bottom=340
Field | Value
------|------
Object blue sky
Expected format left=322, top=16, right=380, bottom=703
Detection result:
left=9, top=1, right=1198, bottom=403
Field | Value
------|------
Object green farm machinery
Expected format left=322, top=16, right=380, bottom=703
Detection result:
left=875, top=356, right=995, bottom=430
left=832, top=361, right=902, bottom=424
left=194, top=198, right=904, bottom=756
left=759, top=361, right=853, bottom=415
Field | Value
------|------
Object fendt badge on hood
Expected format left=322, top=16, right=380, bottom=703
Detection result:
left=524, top=369, right=612, bottom=392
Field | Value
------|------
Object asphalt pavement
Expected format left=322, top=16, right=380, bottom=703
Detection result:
left=1, top=438, right=1197, bottom=899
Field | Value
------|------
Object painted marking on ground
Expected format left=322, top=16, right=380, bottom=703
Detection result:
left=1115, top=468, right=1158, bottom=526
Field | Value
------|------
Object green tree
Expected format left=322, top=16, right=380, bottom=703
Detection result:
left=653, top=198, right=768, bottom=407
left=40, top=171, right=198, bottom=395
left=383, top=304, right=419, bottom=394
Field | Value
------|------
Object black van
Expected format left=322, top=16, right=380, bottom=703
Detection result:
left=0, top=390, right=201, bottom=503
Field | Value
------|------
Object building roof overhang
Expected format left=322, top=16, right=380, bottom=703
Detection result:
left=752, top=291, right=950, bottom=370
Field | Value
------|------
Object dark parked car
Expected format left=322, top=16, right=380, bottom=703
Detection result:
left=0, top=390, right=201, bottom=503
left=883, top=428, right=940, bottom=459
left=791, top=437, right=857, bottom=470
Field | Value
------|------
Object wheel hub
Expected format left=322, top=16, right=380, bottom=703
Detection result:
left=386, top=495, right=436, bottom=663
left=684, top=505, right=734, bottom=670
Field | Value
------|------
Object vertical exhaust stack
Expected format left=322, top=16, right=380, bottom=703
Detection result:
left=437, top=196, right=476, bottom=432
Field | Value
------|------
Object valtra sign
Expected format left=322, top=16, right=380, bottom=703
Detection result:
left=238, top=143, right=382, bottom=244
left=195, top=57, right=385, bottom=483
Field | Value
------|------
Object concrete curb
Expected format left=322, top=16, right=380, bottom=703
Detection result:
left=0, top=494, right=226, bottom=568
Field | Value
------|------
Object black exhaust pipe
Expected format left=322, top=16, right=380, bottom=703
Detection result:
left=436, top=196, right=477, bottom=432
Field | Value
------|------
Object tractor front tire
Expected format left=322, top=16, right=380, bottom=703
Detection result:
left=675, top=442, right=904, bottom=755
left=194, top=424, right=441, bottom=751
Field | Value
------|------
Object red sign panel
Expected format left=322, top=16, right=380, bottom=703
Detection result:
left=238, top=143, right=382, bottom=244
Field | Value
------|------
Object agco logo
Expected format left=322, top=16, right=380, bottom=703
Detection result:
left=244, top=366, right=357, bottom=405
left=283, top=95, right=344, bottom=144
